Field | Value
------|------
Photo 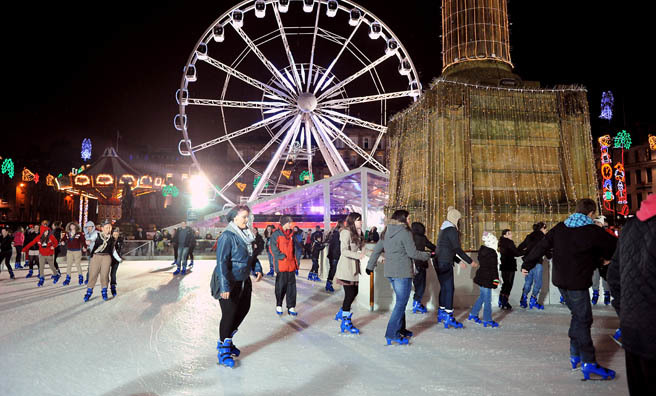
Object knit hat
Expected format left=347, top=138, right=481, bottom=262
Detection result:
left=637, top=193, right=656, bottom=221
left=482, top=231, right=498, bottom=250
left=446, top=206, right=462, bottom=228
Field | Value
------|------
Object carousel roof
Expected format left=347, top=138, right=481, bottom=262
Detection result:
left=82, top=147, right=140, bottom=177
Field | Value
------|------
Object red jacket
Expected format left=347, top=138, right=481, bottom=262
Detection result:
left=269, top=226, right=297, bottom=272
left=22, top=226, right=58, bottom=256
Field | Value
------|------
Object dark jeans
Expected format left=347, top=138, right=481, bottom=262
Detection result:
left=295, top=249, right=302, bottom=268
left=28, top=254, right=38, bottom=270
left=110, top=260, right=120, bottom=286
left=626, top=349, right=656, bottom=396
left=435, top=263, right=455, bottom=310
left=328, top=258, right=338, bottom=282
left=342, top=284, right=358, bottom=311
left=0, top=251, right=14, bottom=276
left=413, top=267, right=427, bottom=302
left=218, top=278, right=252, bottom=341
left=559, top=288, right=595, bottom=363
left=275, top=271, right=297, bottom=308
left=266, top=250, right=274, bottom=272
left=500, top=270, right=515, bottom=296
left=310, top=257, right=319, bottom=274
left=14, top=246, right=23, bottom=264
left=188, top=246, right=194, bottom=262
left=173, top=245, right=178, bottom=262
left=177, top=247, right=189, bottom=269
left=386, top=277, right=411, bottom=339
left=53, top=247, right=61, bottom=271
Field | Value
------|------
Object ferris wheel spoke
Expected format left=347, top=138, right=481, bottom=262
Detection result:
left=317, top=109, right=388, bottom=133
left=191, top=110, right=295, bottom=152
left=203, top=56, right=293, bottom=102
left=187, top=98, right=291, bottom=110
left=313, top=19, right=363, bottom=94
left=309, top=115, right=349, bottom=174
left=317, top=51, right=396, bottom=101
left=230, top=22, right=297, bottom=96
left=304, top=118, right=313, bottom=178
left=249, top=115, right=303, bottom=201
left=219, top=115, right=299, bottom=194
left=319, top=90, right=421, bottom=109
left=272, top=6, right=303, bottom=91
left=314, top=114, right=388, bottom=174
left=307, top=5, right=321, bottom=91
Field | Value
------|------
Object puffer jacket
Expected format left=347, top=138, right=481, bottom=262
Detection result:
left=366, top=220, right=431, bottom=278
left=22, top=226, right=58, bottom=256
left=607, top=215, right=656, bottom=360
left=474, top=246, right=500, bottom=289
left=270, top=226, right=297, bottom=272
left=211, top=228, right=263, bottom=298
left=498, top=236, right=522, bottom=272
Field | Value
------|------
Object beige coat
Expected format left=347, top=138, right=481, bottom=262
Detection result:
left=335, top=229, right=362, bottom=283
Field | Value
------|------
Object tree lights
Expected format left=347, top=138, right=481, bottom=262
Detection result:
left=299, top=170, right=314, bottom=183
left=162, top=185, right=180, bottom=197
left=1, top=158, right=14, bottom=178
left=613, top=130, right=632, bottom=150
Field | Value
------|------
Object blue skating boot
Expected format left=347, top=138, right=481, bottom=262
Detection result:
left=295, top=269, right=298, bottom=276
left=560, top=295, right=566, bottom=305
left=101, top=287, right=108, bottom=301
left=217, top=339, right=235, bottom=368
left=498, top=295, right=503, bottom=308
left=467, top=314, right=482, bottom=324
left=335, top=308, right=343, bottom=321
left=412, top=300, right=428, bottom=314
left=437, top=308, right=447, bottom=323
left=570, top=355, right=581, bottom=369
left=443, top=312, right=464, bottom=329
left=604, top=291, right=611, bottom=305
left=111, top=285, right=117, bottom=297
left=386, top=336, right=409, bottom=345
left=14, top=262, right=23, bottom=269
left=266, top=268, right=275, bottom=277
left=340, top=311, right=360, bottom=334
left=313, top=273, right=321, bottom=282
left=84, top=274, right=88, bottom=285
left=181, top=265, right=187, bottom=275
left=288, top=307, right=298, bottom=316
left=83, top=288, right=93, bottom=302
left=24, top=259, right=29, bottom=267
left=581, top=363, right=615, bottom=381
left=529, top=295, right=544, bottom=310
left=37, top=276, right=45, bottom=287
left=482, top=320, right=499, bottom=328
left=25, top=269, right=33, bottom=278
left=62, top=275, right=71, bottom=286
left=325, top=280, right=335, bottom=293
left=591, top=290, right=599, bottom=305
left=173, top=267, right=181, bottom=275
left=78, top=274, right=84, bottom=285
left=52, top=274, right=61, bottom=284
left=189, top=260, right=194, bottom=268
left=308, top=272, right=316, bottom=281
left=611, top=328, right=622, bottom=346
left=229, top=330, right=241, bottom=356
left=520, top=294, right=528, bottom=308
left=400, top=329, right=413, bottom=338
left=276, top=306, right=283, bottom=316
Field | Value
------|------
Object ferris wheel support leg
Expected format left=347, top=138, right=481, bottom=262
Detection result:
left=310, top=115, right=349, bottom=174
left=307, top=119, right=340, bottom=176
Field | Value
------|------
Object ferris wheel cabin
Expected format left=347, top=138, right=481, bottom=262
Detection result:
left=349, top=9, right=362, bottom=26
left=255, top=0, right=266, bottom=18
left=369, top=21, right=382, bottom=39
left=184, top=65, right=197, bottom=82
left=278, top=0, right=290, bottom=13
left=231, top=9, right=244, bottom=28
left=212, top=25, right=225, bottom=42
left=326, top=0, right=338, bottom=17
left=303, top=0, right=316, bottom=13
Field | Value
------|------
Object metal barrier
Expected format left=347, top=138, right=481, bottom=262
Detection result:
left=122, top=239, right=218, bottom=259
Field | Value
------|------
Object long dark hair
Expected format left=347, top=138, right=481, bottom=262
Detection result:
left=381, top=209, right=410, bottom=239
left=345, top=212, right=364, bottom=248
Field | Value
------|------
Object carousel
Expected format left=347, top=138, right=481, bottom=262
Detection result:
left=56, top=147, right=164, bottom=224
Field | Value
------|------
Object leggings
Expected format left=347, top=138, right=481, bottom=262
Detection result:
left=342, top=284, right=358, bottom=311
left=219, top=278, right=252, bottom=341
left=14, top=246, right=23, bottom=263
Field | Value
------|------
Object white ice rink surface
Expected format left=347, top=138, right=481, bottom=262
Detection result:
left=0, top=260, right=627, bottom=396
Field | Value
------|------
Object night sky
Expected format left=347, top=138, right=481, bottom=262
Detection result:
left=2, top=0, right=652, bottom=162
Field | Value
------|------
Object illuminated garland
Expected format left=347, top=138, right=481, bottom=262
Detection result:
left=46, top=174, right=55, bottom=186
left=235, top=182, right=247, bottom=192
left=649, top=134, right=656, bottom=151
left=253, top=175, right=269, bottom=189
left=614, top=162, right=628, bottom=215
left=299, top=170, right=314, bottom=183
left=599, top=91, right=614, bottom=121
left=162, top=185, right=180, bottom=197
left=281, top=170, right=292, bottom=179
left=614, top=130, right=632, bottom=150
left=1, top=158, right=14, bottom=178
left=81, top=138, right=92, bottom=162
left=598, top=135, right=614, bottom=212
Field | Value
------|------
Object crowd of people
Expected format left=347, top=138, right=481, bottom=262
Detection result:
left=210, top=196, right=656, bottom=394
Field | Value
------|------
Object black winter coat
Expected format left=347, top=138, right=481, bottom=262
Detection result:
left=607, top=216, right=656, bottom=360
left=0, top=234, right=13, bottom=253
left=436, top=224, right=472, bottom=268
left=518, top=231, right=548, bottom=269
left=327, top=230, right=341, bottom=261
left=525, top=222, right=616, bottom=290
left=473, top=246, right=500, bottom=289
left=498, top=237, right=522, bottom=272
left=411, top=223, right=435, bottom=269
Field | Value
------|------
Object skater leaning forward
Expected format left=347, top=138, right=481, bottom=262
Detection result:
left=334, top=212, right=366, bottom=334
left=270, top=216, right=298, bottom=316
left=22, top=223, right=59, bottom=287
left=83, top=220, right=122, bottom=302
left=367, top=210, right=432, bottom=345
left=211, top=205, right=263, bottom=368
left=525, top=198, right=617, bottom=381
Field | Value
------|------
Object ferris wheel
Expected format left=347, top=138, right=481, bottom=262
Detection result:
left=175, top=0, right=421, bottom=205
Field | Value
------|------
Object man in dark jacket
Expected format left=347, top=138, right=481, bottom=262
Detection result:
left=517, top=222, right=548, bottom=309
left=411, top=222, right=436, bottom=314
left=308, top=229, right=325, bottom=282
left=325, top=220, right=344, bottom=293
left=525, top=198, right=617, bottom=381
left=498, top=229, right=523, bottom=310
left=0, top=228, right=15, bottom=279
left=434, top=206, right=478, bottom=328
left=173, top=221, right=194, bottom=275
left=607, top=193, right=656, bottom=394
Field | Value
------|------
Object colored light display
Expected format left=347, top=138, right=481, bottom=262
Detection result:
left=1, top=158, right=14, bottom=179
left=95, top=174, right=114, bottom=186
left=613, top=130, right=632, bottom=150
left=253, top=175, right=269, bottom=189
left=81, top=138, right=92, bottom=161
left=281, top=170, right=292, bottom=179
left=74, top=175, right=91, bottom=186
left=22, top=168, right=36, bottom=182
left=299, top=170, right=314, bottom=183
left=599, top=91, right=614, bottom=121
left=162, top=185, right=180, bottom=197
left=598, top=135, right=614, bottom=213
left=236, top=182, right=247, bottom=192
left=649, top=134, right=656, bottom=151
left=46, top=174, right=55, bottom=186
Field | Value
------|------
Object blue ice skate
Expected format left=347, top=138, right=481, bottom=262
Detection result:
left=581, top=363, right=615, bottom=381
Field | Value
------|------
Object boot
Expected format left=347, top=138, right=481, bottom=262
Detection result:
left=500, top=294, right=512, bottom=310
left=482, top=320, right=499, bottom=328
left=25, top=269, right=33, bottom=278
left=560, top=295, right=566, bottom=305
left=591, top=289, right=599, bottom=305
left=467, top=314, right=482, bottom=324
left=83, top=288, right=93, bottom=302
left=412, top=300, right=427, bottom=314
left=529, top=295, right=544, bottom=310
left=498, top=295, right=503, bottom=308
left=217, top=339, right=235, bottom=367
left=266, top=268, right=275, bottom=277
left=520, top=294, right=528, bottom=308
left=604, top=291, right=611, bottom=305
left=229, top=330, right=241, bottom=356
left=62, top=275, right=71, bottom=286
left=443, top=312, right=463, bottom=329
left=111, top=285, right=117, bottom=297
left=340, top=311, right=360, bottom=334
left=84, top=274, right=88, bottom=285
left=325, top=280, right=335, bottom=293
left=581, top=363, right=616, bottom=381
left=101, top=287, right=108, bottom=301
left=78, top=274, right=84, bottom=285
left=570, top=355, right=581, bottom=370
left=181, top=265, right=187, bottom=275
left=37, top=276, right=45, bottom=287
left=335, top=308, right=343, bottom=321
left=288, top=307, right=298, bottom=316
left=399, top=329, right=413, bottom=338
left=14, top=262, right=23, bottom=269
left=173, top=267, right=181, bottom=275
left=386, top=336, right=409, bottom=345
left=437, top=308, right=447, bottom=323
left=276, top=306, right=283, bottom=316
left=52, top=274, right=61, bottom=284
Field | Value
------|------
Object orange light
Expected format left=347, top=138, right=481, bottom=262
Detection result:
left=649, top=134, right=656, bottom=151
left=95, top=174, right=114, bottom=186
left=19, top=183, right=25, bottom=187
left=74, top=175, right=91, bottom=186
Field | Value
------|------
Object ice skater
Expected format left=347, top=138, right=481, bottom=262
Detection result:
left=324, top=220, right=344, bottom=293
left=211, top=205, right=263, bottom=368
left=263, top=225, right=275, bottom=276
left=83, top=221, right=99, bottom=285
left=334, top=213, right=366, bottom=334
left=308, top=229, right=325, bottom=282
left=410, top=222, right=436, bottom=314
left=498, top=229, right=523, bottom=310
left=467, top=232, right=501, bottom=328
left=60, top=222, right=86, bottom=286
left=24, top=225, right=40, bottom=278
left=22, top=223, right=59, bottom=287
left=13, top=226, right=24, bottom=270
left=518, top=222, right=548, bottom=310
left=271, top=216, right=298, bottom=316
left=83, top=221, right=122, bottom=302
left=434, top=207, right=478, bottom=329
left=109, top=227, right=123, bottom=297
left=525, top=198, right=617, bottom=380
left=173, top=221, right=193, bottom=275
left=0, top=228, right=16, bottom=280
left=367, top=210, right=432, bottom=345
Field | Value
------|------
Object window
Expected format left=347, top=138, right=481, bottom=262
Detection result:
left=648, top=168, right=653, bottom=183
left=636, top=170, right=641, bottom=184
left=363, top=137, right=370, bottom=150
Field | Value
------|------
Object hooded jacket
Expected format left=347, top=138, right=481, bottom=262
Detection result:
left=411, top=222, right=436, bottom=269
left=269, top=226, right=297, bottom=272
left=366, top=219, right=431, bottom=278
left=84, top=221, right=98, bottom=247
left=22, top=226, right=58, bottom=256
left=474, top=245, right=501, bottom=289
left=518, top=230, right=552, bottom=270
left=211, top=226, right=263, bottom=298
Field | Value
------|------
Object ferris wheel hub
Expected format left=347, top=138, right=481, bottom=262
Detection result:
left=297, top=92, right=318, bottom=113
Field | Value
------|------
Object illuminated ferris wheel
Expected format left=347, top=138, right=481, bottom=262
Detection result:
left=175, top=0, right=421, bottom=204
